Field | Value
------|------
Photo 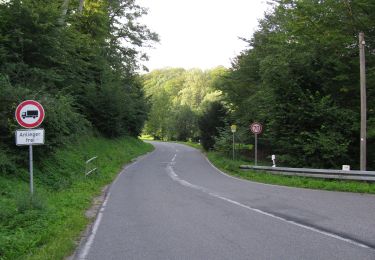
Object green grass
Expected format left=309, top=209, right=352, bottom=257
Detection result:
left=175, top=141, right=201, bottom=150
left=0, top=136, right=154, bottom=260
left=182, top=142, right=375, bottom=194
left=140, top=134, right=154, bottom=141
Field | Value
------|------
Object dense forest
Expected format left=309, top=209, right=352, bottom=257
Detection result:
left=1, top=0, right=374, bottom=255
left=3, top=0, right=375, bottom=258
left=142, top=67, right=225, bottom=141
left=222, top=0, right=375, bottom=169
left=1, top=0, right=374, bottom=171
left=143, top=0, right=375, bottom=170
left=0, top=0, right=157, bottom=174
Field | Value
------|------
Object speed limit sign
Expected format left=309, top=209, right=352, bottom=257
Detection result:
left=250, top=122, right=262, bottom=166
left=250, top=122, right=262, bottom=134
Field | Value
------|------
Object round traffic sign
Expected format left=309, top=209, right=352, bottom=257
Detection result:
left=250, top=122, right=262, bottom=134
left=15, top=100, right=45, bottom=128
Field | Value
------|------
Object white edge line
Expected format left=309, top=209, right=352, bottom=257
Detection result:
left=204, top=154, right=314, bottom=191
left=166, top=164, right=371, bottom=250
left=78, top=193, right=110, bottom=259
left=162, top=142, right=308, bottom=190
left=77, top=149, right=157, bottom=259
left=213, top=194, right=370, bottom=249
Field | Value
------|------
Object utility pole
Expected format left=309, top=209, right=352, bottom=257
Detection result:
left=58, top=0, right=70, bottom=25
left=359, top=32, right=367, bottom=171
left=78, top=0, right=84, bottom=13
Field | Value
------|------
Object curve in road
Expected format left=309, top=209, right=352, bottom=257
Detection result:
left=77, top=141, right=375, bottom=260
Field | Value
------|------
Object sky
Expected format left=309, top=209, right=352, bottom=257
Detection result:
left=137, top=0, right=270, bottom=71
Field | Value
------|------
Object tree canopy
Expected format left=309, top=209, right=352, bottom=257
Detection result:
left=0, top=0, right=158, bottom=173
left=142, top=67, right=225, bottom=141
left=217, top=0, right=375, bottom=169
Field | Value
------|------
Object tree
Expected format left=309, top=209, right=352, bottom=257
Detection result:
left=0, top=0, right=157, bottom=172
left=142, top=68, right=223, bottom=141
left=172, top=105, right=198, bottom=141
left=198, top=101, right=228, bottom=151
left=218, top=0, right=375, bottom=169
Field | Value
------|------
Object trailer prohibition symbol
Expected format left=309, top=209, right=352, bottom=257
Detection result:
left=15, top=100, right=45, bottom=128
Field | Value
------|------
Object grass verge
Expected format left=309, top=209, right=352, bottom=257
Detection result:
left=180, top=142, right=375, bottom=194
left=0, top=136, right=153, bottom=260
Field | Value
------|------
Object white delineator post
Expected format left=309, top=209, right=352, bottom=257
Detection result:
left=272, top=154, right=276, bottom=167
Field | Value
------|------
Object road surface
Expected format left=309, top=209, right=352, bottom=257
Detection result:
left=77, top=141, right=375, bottom=260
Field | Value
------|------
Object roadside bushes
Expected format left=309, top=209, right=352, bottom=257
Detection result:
left=198, top=101, right=228, bottom=151
left=0, top=0, right=154, bottom=175
left=0, top=0, right=154, bottom=150
left=81, top=77, right=148, bottom=138
left=0, top=79, right=89, bottom=174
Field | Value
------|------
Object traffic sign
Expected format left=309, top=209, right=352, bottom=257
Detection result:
left=250, top=122, right=262, bottom=166
left=231, top=124, right=237, bottom=133
left=250, top=122, right=262, bottom=134
left=15, top=100, right=45, bottom=128
left=15, top=129, right=45, bottom=146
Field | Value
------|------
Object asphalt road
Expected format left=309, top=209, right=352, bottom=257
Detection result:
left=78, top=141, right=375, bottom=260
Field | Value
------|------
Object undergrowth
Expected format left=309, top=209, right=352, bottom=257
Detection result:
left=0, top=136, right=153, bottom=259
left=206, top=151, right=375, bottom=194
left=178, top=141, right=375, bottom=194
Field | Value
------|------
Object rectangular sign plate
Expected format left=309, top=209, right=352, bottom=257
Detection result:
left=15, top=129, right=45, bottom=146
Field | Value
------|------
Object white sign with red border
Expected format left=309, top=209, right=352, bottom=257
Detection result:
left=250, top=122, right=263, bottom=134
left=15, top=100, right=45, bottom=128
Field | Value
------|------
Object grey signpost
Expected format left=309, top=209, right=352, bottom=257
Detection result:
left=250, top=122, right=262, bottom=166
left=15, top=100, right=45, bottom=196
left=29, top=145, right=33, bottom=194
left=231, top=125, right=237, bottom=160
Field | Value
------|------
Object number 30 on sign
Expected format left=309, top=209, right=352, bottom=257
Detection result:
left=250, top=122, right=262, bottom=134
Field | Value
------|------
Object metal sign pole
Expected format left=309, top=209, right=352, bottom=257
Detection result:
left=232, top=132, right=235, bottom=160
left=255, top=134, right=258, bottom=166
left=230, top=125, right=237, bottom=161
left=29, top=145, right=34, bottom=195
left=250, top=122, right=262, bottom=166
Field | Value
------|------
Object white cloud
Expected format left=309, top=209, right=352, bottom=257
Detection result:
left=138, top=0, right=269, bottom=71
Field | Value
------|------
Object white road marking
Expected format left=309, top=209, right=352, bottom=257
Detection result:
left=78, top=193, right=110, bottom=259
left=77, top=151, right=156, bottom=259
left=204, top=156, right=318, bottom=191
left=172, top=154, right=177, bottom=162
left=102, top=192, right=110, bottom=207
left=166, top=163, right=371, bottom=250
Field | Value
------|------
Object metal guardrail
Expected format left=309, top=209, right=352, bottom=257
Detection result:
left=85, top=156, right=98, bottom=176
left=239, top=165, right=375, bottom=182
